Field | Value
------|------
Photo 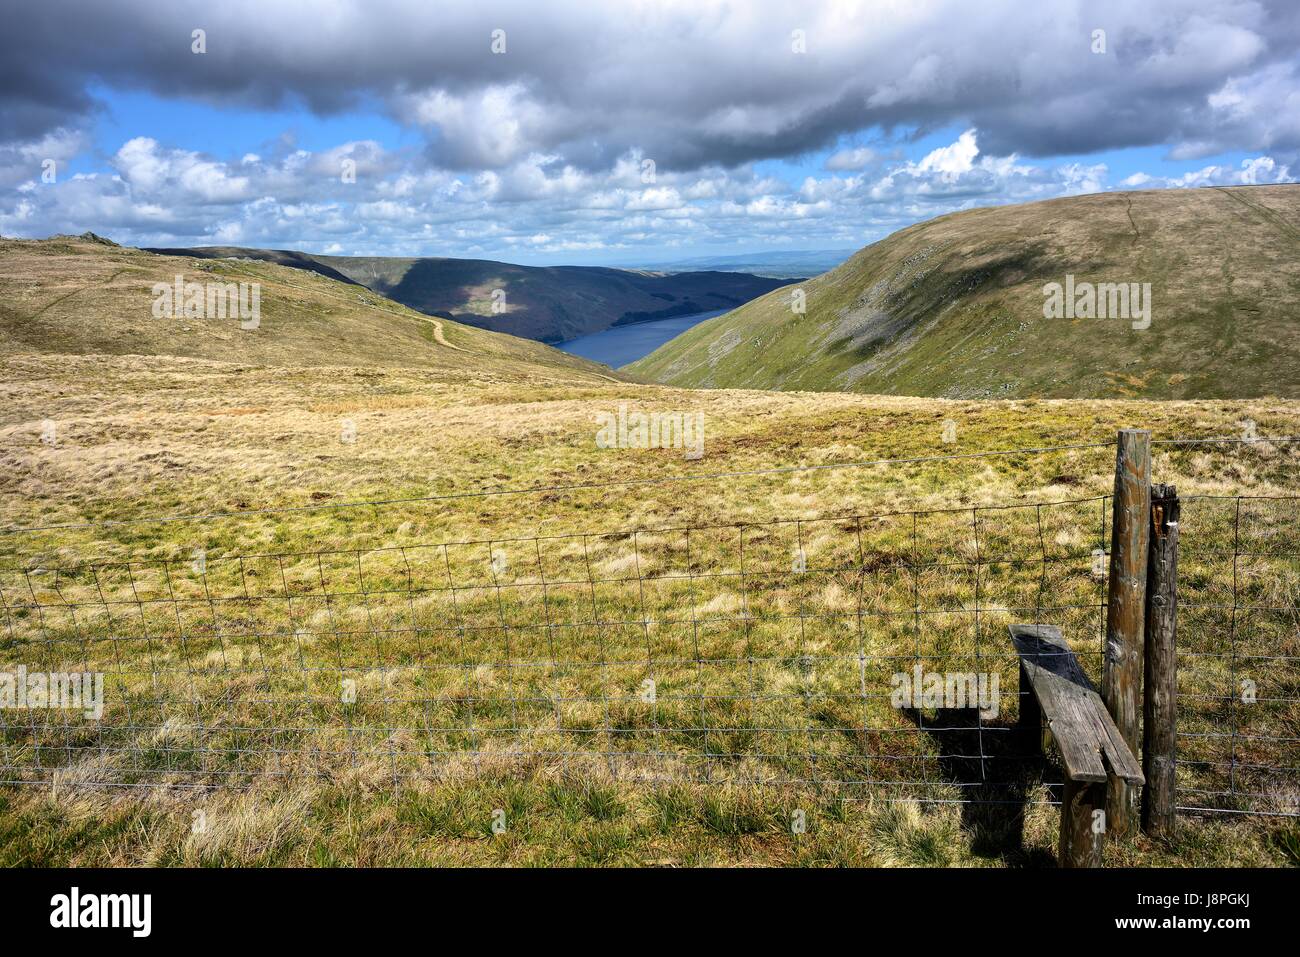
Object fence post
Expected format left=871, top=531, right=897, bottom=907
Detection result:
left=1060, top=779, right=1106, bottom=868
left=1102, top=428, right=1151, bottom=841
left=1142, top=483, right=1179, bottom=839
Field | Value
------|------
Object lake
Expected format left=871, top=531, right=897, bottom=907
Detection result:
left=555, top=309, right=728, bottom=368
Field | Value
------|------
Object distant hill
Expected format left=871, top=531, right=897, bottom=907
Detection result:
left=0, top=237, right=624, bottom=385
left=635, top=249, right=853, bottom=279
left=628, top=185, right=1300, bottom=399
left=145, top=246, right=794, bottom=343
left=146, top=245, right=365, bottom=287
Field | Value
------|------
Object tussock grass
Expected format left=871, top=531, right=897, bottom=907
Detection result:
left=3, top=770, right=1292, bottom=867
left=2, top=304, right=1299, bottom=864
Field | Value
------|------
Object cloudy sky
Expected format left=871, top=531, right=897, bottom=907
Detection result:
left=2, top=0, right=1297, bottom=265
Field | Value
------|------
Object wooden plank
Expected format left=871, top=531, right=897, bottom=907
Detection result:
left=1142, top=483, right=1179, bottom=839
left=1009, top=624, right=1144, bottom=786
left=1010, top=625, right=1107, bottom=782
left=1102, top=428, right=1151, bottom=837
left=1017, top=659, right=1044, bottom=754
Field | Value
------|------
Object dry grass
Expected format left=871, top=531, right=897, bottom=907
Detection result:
left=2, top=240, right=1299, bottom=869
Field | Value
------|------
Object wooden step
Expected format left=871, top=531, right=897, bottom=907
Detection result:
left=1009, top=624, right=1144, bottom=786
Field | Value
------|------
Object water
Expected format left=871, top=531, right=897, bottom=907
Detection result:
left=555, top=309, right=728, bottom=368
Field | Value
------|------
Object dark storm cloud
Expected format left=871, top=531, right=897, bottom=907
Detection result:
left=2, top=0, right=1298, bottom=171
left=2, top=0, right=1300, bottom=174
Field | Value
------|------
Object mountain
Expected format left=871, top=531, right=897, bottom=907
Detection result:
left=0, top=236, right=623, bottom=385
left=145, top=246, right=794, bottom=343
left=627, top=185, right=1300, bottom=399
left=635, top=249, right=853, bottom=279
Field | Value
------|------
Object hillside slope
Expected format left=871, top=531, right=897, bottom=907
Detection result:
left=148, top=246, right=795, bottom=343
left=0, top=236, right=623, bottom=386
left=628, top=185, right=1300, bottom=399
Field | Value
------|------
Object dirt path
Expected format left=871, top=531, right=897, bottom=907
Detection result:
left=29, top=268, right=131, bottom=319
left=1124, top=196, right=1140, bottom=245
left=417, top=315, right=468, bottom=352
left=1214, top=187, right=1300, bottom=242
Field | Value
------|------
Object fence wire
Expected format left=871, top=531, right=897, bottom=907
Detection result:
left=1173, top=494, right=1300, bottom=816
left=0, top=492, right=1295, bottom=817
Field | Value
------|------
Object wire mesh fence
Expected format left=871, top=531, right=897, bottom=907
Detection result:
left=0, top=484, right=1296, bottom=817
left=1174, top=494, right=1300, bottom=815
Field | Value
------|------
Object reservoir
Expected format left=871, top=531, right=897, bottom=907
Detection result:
left=555, top=309, right=728, bottom=368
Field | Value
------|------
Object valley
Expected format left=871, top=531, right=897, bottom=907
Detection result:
left=147, top=244, right=796, bottom=345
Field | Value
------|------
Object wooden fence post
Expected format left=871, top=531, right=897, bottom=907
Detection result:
left=1102, top=428, right=1151, bottom=840
left=1060, top=779, right=1107, bottom=867
left=1142, top=483, right=1179, bottom=839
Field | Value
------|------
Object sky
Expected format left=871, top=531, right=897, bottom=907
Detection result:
left=1, top=0, right=1297, bottom=266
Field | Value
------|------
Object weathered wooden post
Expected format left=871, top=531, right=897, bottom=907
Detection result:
left=1102, top=428, right=1150, bottom=840
left=1142, top=483, right=1179, bottom=839
left=1060, top=779, right=1107, bottom=868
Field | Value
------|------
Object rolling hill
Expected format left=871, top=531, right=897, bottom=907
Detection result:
left=627, top=185, right=1300, bottom=399
left=0, top=234, right=622, bottom=386
left=147, top=246, right=795, bottom=343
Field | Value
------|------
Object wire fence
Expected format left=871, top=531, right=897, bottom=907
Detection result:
left=1, top=479, right=1295, bottom=817
left=1174, top=494, right=1300, bottom=815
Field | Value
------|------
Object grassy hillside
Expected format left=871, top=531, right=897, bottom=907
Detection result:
left=150, top=245, right=795, bottom=343
left=2, top=350, right=1299, bottom=866
left=2, top=228, right=1298, bottom=868
left=0, top=236, right=622, bottom=386
left=628, top=185, right=1300, bottom=399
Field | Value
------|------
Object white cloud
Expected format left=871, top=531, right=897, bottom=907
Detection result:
left=2, top=121, right=1293, bottom=262
left=112, top=138, right=252, bottom=203
left=914, top=129, right=980, bottom=177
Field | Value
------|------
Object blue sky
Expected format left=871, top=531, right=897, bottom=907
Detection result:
left=3, top=0, right=1296, bottom=266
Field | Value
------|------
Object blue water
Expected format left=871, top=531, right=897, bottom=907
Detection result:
left=555, top=309, right=728, bottom=368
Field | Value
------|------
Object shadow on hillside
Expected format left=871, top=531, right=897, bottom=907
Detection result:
left=899, top=706, right=1058, bottom=867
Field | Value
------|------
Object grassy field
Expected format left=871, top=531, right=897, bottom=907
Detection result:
left=629, top=185, right=1300, bottom=399
left=1, top=238, right=1297, bottom=867
left=3, top=351, right=1299, bottom=865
